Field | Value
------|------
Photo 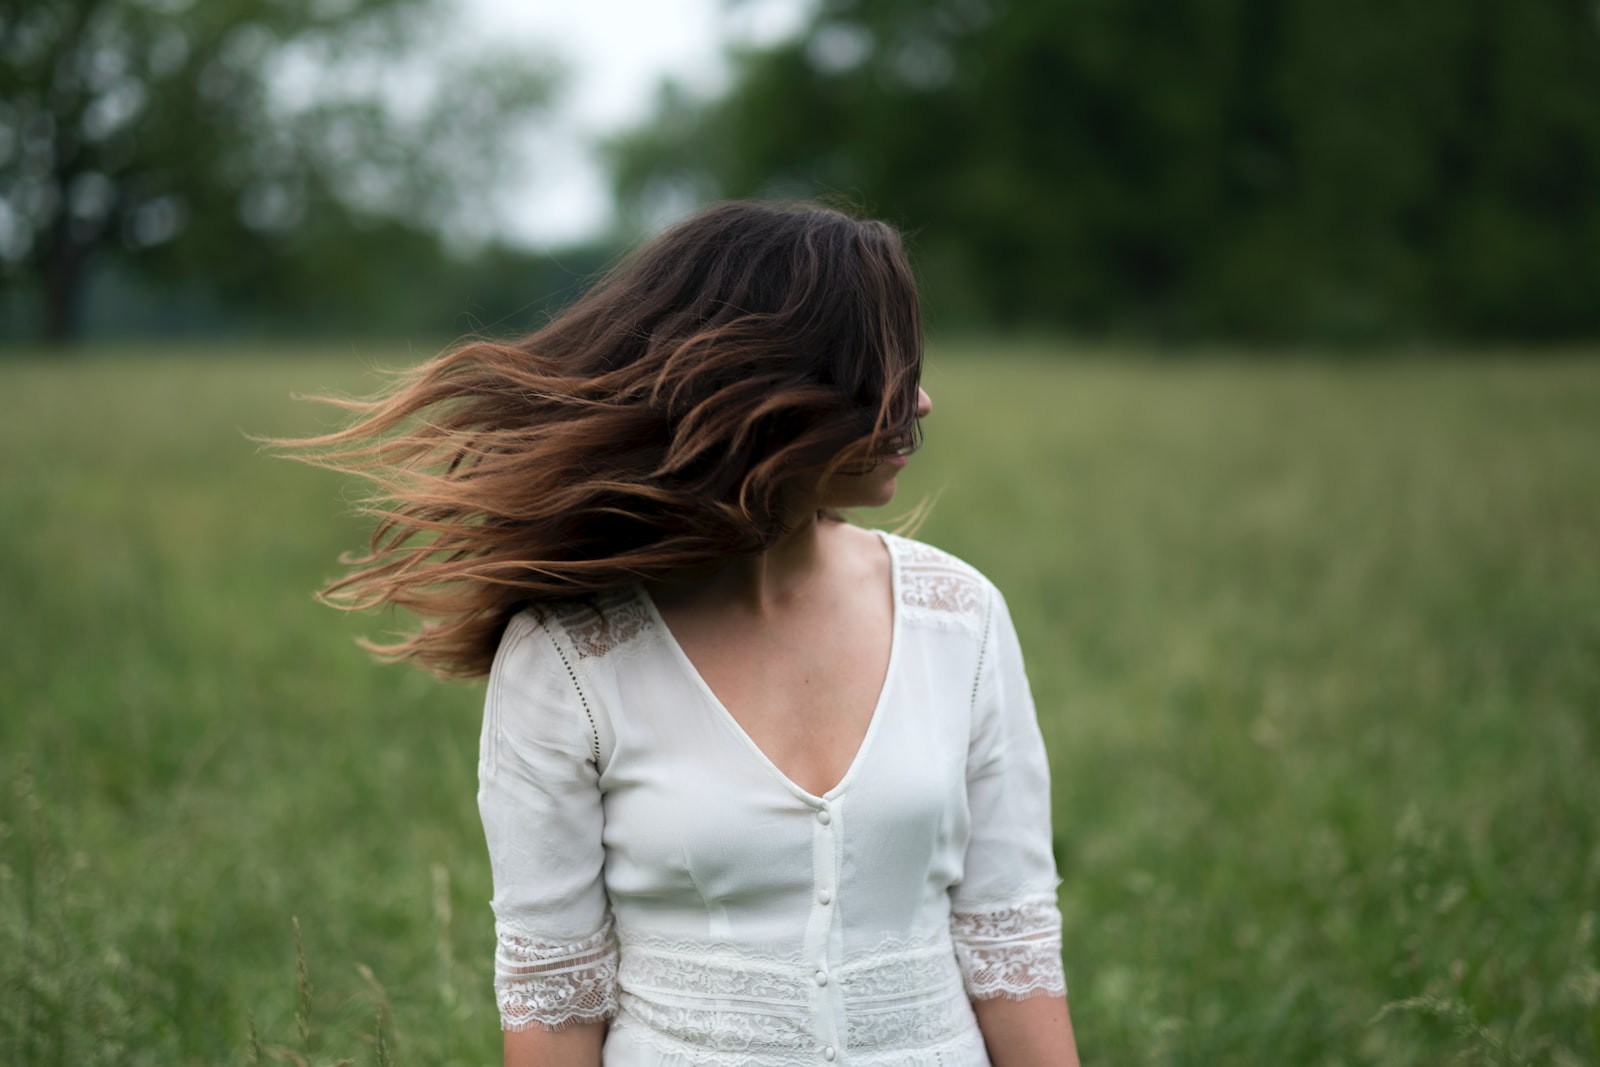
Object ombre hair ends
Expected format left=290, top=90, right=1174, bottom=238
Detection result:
left=275, top=201, right=925, bottom=678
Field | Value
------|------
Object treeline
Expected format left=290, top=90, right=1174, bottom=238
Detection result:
left=2, top=223, right=615, bottom=344
left=7, top=0, right=1597, bottom=346
left=614, top=0, right=1600, bottom=341
left=0, top=0, right=564, bottom=345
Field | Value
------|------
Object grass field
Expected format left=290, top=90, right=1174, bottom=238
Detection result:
left=2, top=344, right=1598, bottom=1066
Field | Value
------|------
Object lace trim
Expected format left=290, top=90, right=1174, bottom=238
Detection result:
left=840, top=940, right=973, bottom=1051
left=494, top=917, right=619, bottom=1032
left=844, top=993, right=973, bottom=1053
left=837, top=936, right=963, bottom=1001
left=613, top=931, right=972, bottom=1054
left=892, top=537, right=989, bottom=634
left=554, top=588, right=653, bottom=659
left=611, top=1013, right=989, bottom=1067
left=950, top=897, right=1067, bottom=1001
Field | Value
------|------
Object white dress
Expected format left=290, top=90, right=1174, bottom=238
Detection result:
left=477, top=532, right=1066, bottom=1066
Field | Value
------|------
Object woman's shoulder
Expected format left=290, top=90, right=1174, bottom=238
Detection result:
left=500, top=587, right=655, bottom=667
left=877, top=530, right=999, bottom=634
left=878, top=530, right=992, bottom=580
left=487, top=593, right=642, bottom=765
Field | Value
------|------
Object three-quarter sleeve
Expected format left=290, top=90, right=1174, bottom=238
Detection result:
left=477, top=612, right=618, bottom=1032
left=949, top=587, right=1068, bottom=1001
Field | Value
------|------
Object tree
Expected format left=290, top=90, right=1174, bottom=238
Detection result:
left=613, top=0, right=1600, bottom=341
left=0, top=0, right=556, bottom=343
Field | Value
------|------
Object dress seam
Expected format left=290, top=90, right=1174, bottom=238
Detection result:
left=543, top=627, right=602, bottom=766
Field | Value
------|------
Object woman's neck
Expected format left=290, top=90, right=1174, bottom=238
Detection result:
left=649, top=511, right=837, bottom=615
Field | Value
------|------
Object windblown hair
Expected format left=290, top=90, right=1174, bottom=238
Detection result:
left=278, top=201, right=924, bottom=678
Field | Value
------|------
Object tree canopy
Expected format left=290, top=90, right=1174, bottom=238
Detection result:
left=614, top=0, right=1600, bottom=341
left=0, top=0, right=557, bottom=342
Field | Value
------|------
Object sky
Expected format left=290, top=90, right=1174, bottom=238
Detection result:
left=458, top=0, right=811, bottom=247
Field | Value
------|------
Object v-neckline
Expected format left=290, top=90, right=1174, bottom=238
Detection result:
left=636, top=529, right=902, bottom=805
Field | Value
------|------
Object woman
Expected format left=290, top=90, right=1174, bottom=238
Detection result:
left=292, top=202, right=1079, bottom=1065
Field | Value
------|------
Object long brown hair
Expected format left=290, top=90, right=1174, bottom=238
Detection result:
left=276, top=200, right=924, bottom=678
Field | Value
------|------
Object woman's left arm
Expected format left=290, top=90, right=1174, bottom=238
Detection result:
left=973, top=994, right=1080, bottom=1067
left=954, top=585, right=1081, bottom=1064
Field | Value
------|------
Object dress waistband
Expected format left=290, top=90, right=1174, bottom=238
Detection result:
left=612, top=931, right=975, bottom=1060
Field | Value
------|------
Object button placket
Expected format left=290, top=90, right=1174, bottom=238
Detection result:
left=805, top=799, right=844, bottom=1060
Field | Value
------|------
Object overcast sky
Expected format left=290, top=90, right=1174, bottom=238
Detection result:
left=459, top=0, right=811, bottom=247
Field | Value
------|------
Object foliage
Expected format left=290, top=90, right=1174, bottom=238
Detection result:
left=613, top=0, right=1600, bottom=341
left=1, top=345, right=1598, bottom=1062
left=62, top=236, right=620, bottom=342
left=0, top=0, right=557, bottom=342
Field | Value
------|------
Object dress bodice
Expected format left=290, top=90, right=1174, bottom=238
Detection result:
left=478, top=533, right=1065, bottom=1066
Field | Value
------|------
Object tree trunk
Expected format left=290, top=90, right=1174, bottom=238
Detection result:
left=42, top=238, right=89, bottom=346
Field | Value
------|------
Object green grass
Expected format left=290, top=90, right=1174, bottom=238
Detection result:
left=2, top=344, right=1598, bottom=1065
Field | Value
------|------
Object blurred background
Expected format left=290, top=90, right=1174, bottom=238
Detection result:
left=2, top=1, right=1598, bottom=1065
left=6, top=0, right=1600, bottom=345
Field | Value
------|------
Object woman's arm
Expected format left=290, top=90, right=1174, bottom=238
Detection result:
left=956, top=586, right=1079, bottom=1064
left=479, top=618, right=618, bottom=1057
left=504, top=1021, right=606, bottom=1067
left=973, top=993, right=1081, bottom=1066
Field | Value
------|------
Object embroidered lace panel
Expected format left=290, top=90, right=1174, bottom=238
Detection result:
left=894, top=538, right=989, bottom=635
left=494, top=917, right=619, bottom=1032
left=839, top=937, right=974, bottom=1052
left=950, top=897, right=1067, bottom=1000
left=609, top=932, right=976, bottom=1063
left=556, top=589, right=653, bottom=659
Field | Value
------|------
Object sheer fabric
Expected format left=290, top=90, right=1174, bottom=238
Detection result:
left=478, top=533, right=1066, bottom=1065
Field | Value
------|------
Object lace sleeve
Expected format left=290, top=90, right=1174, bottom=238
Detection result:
left=950, top=897, right=1066, bottom=1000
left=951, top=587, right=1067, bottom=1001
left=495, top=917, right=619, bottom=1032
left=479, top=612, right=617, bottom=1031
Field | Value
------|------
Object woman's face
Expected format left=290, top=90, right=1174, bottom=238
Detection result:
left=814, top=387, right=933, bottom=511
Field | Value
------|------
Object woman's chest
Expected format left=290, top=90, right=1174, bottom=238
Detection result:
left=590, top=636, right=978, bottom=921
left=652, top=590, right=895, bottom=800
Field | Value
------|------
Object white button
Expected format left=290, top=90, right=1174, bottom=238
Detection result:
left=816, top=809, right=831, bottom=825
left=823, top=1048, right=836, bottom=1062
left=818, top=888, right=832, bottom=904
left=815, top=969, right=829, bottom=986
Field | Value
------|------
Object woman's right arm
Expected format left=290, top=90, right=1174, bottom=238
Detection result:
left=479, top=614, right=617, bottom=1066
left=504, top=1021, right=606, bottom=1067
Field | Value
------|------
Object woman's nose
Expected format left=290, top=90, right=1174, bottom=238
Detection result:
left=916, top=387, right=933, bottom=418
